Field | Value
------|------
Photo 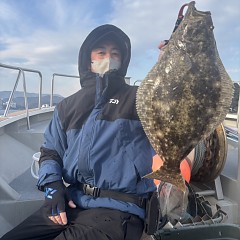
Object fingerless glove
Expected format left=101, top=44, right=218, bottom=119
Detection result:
left=43, top=181, right=66, bottom=216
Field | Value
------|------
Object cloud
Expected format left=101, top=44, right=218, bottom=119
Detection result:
left=1, top=0, right=239, bottom=97
left=109, top=0, right=240, bottom=81
left=0, top=1, right=20, bottom=22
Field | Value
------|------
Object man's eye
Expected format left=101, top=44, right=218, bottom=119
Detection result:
left=112, top=51, right=121, bottom=57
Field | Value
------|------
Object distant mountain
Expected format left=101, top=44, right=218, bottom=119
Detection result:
left=0, top=91, right=62, bottom=99
left=0, top=91, right=64, bottom=109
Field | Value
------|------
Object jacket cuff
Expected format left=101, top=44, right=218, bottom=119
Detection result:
left=37, top=160, right=62, bottom=191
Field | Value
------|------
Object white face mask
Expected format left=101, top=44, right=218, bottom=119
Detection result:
left=91, top=58, right=121, bottom=76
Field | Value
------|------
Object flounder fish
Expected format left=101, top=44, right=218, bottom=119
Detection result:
left=136, top=1, right=233, bottom=192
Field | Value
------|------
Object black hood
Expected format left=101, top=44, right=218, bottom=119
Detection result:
left=78, top=24, right=131, bottom=82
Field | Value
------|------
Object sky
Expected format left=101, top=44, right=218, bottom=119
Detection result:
left=1, top=0, right=240, bottom=97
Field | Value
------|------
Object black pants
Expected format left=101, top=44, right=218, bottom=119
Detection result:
left=1, top=205, right=144, bottom=240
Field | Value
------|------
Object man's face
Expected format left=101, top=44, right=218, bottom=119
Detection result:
left=90, top=41, right=122, bottom=73
left=91, top=41, right=122, bottom=76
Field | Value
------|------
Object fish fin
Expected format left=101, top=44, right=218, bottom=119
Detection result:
left=143, top=169, right=186, bottom=193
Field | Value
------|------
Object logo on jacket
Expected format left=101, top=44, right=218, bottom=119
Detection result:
left=45, top=187, right=57, bottom=199
left=109, top=99, right=119, bottom=104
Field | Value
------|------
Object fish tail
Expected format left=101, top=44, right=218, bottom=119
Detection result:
left=143, top=168, right=186, bottom=192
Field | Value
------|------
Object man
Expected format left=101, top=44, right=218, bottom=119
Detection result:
left=1, top=24, right=156, bottom=240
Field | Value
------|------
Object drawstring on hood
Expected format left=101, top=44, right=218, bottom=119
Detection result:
left=78, top=24, right=131, bottom=86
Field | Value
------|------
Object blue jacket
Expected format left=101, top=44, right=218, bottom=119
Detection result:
left=37, top=24, right=156, bottom=219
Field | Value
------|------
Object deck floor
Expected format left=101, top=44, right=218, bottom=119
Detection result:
left=9, top=168, right=44, bottom=201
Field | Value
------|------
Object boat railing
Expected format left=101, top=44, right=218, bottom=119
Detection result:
left=133, top=80, right=142, bottom=86
left=50, top=73, right=80, bottom=107
left=0, top=63, right=43, bottom=129
left=0, top=64, right=81, bottom=128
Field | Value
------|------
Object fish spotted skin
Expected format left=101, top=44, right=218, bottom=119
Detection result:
left=136, top=1, right=233, bottom=192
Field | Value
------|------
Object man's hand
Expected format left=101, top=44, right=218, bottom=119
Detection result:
left=44, top=181, right=76, bottom=225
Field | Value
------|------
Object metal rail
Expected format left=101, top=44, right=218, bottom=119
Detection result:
left=0, top=64, right=22, bottom=117
left=19, top=66, right=43, bottom=109
left=133, top=80, right=142, bottom=86
left=0, top=63, right=43, bottom=129
left=50, top=73, right=80, bottom=107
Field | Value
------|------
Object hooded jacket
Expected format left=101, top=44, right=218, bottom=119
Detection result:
left=37, top=24, right=156, bottom=219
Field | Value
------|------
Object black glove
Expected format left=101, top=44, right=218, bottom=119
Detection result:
left=43, top=181, right=69, bottom=216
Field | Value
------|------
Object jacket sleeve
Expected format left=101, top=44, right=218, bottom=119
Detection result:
left=37, top=108, right=67, bottom=190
